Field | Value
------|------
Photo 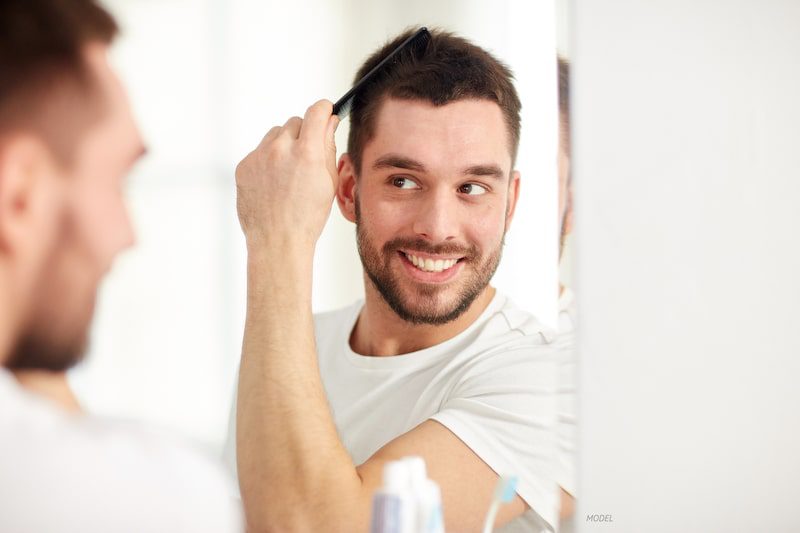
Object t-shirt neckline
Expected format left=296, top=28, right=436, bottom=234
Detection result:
left=341, top=290, right=507, bottom=369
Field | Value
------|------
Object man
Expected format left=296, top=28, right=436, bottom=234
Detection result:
left=229, top=29, right=559, bottom=532
left=0, top=1, right=242, bottom=530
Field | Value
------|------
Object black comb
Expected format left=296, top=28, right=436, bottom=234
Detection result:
left=332, top=27, right=430, bottom=118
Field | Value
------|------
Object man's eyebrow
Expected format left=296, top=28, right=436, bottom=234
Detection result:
left=372, top=154, right=427, bottom=173
left=372, top=155, right=505, bottom=180
left=462, top=164, right=505, bottom=180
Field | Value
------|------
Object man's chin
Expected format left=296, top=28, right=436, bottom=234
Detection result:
left=384, top=287, right=477, bottom=326
left=6, top=331, right=89, bottom=372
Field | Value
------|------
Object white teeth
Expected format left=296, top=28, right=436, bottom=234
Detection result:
left=404, top=253, right=459, bottom=273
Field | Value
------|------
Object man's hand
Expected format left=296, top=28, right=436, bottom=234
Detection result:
left=235, top=99, right=339, bottom=252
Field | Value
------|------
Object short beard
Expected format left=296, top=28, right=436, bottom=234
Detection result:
left=6, top=327, right=86, bottom=372
left=5, top=208, right=89, bottom=373
left=355, top=199, right=503, bottom=325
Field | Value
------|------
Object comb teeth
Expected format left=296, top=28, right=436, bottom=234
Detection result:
left=333, top=97, right=353, bottom=119
left=332, top=27, right=430, bottom=118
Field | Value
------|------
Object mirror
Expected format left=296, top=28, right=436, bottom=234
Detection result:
left=61, top=0, right=574, bottom=530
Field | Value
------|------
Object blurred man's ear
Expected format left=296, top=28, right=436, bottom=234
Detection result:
left=0, top=135, right=58, bottom=255
left=336, top=153, right=358, bottom=223
left=504, top=170, right=521, bottom=230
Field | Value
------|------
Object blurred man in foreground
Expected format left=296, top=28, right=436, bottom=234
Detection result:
left=0, top=1, right=242, bottom=530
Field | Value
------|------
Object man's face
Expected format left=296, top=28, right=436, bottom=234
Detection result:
left=8, top=44, right=143, bottom=371
left=344, top=98, right=519, bottom=325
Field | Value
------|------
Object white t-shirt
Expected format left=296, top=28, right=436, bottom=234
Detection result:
left=0, top=368, right=243, bottom=533
left=555, top=288, right=577, bottom=498
left=224, top=292, right=559, bottom=532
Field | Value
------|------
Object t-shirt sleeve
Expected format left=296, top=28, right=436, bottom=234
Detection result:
left=430, top=341, right=559, bottom=531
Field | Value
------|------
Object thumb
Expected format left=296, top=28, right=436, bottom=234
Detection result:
left=325, top=115, right=340, bottom=184
left=325, top=114, right=339, bottom=149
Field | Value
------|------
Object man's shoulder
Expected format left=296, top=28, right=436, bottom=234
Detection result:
left=436, top=295, right=559, bottom=406
left=478, top=292, right=557, bottom=347
left=0, top=377, right=242, bottom=531
left=429, top=293, right=557, bottom=376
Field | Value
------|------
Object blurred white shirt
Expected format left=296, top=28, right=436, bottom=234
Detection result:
left=0, top=368, right=243, bottom=533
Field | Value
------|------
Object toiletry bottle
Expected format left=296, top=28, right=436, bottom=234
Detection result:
left=403, top=456, right=445, bottom=533
left=369, top=460, right=417, bottom=533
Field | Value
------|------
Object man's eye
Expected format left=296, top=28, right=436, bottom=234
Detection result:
left=392, top=177, right=420, bottom=189
left=459, top=183, right=488, bottom=195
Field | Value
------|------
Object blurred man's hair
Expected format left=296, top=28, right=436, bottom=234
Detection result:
left=0, top=0, right=118, bottom=164
left=347, top=27, right=522, bottom=175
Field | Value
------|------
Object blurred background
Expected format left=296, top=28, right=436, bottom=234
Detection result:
left=68, top=0, right=561, bottom=456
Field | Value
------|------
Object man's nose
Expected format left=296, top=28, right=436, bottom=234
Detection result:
left=411, top=188, right=458, bottom=243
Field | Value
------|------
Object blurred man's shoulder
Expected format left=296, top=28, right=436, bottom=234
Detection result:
left=0, top=369, right=243, bottom=532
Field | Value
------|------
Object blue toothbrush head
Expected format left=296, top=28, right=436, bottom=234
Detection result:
left=495, top=476, right=518, bottom=503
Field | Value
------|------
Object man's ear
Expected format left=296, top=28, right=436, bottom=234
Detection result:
left=504, top=170, right=521, bottom=230
left=336, top=153, right=358, bottom=224
left=0, top=135, right=57, bottom=254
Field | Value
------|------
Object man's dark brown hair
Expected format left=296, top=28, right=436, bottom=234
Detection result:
left=0, top=0, right=118, bottom=162
left=347, top=27, right=522, bottom=175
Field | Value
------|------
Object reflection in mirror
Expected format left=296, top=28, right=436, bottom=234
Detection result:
left=556, top=54, right=578, bottom=533
left=228, top=21, right=563, bottom=531
left=555, top=1, right=577, bottom=530
left=556, top=0, right=578, bottom=533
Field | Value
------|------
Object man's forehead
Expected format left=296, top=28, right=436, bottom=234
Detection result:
left=365, top=97, right=513, bottom=170
left=75, top=43, right=144, bottom=170
left=373, top=97, right=507, bottom=134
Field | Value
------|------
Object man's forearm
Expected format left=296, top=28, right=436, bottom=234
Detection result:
left=236, top=244, right=366, bottom=531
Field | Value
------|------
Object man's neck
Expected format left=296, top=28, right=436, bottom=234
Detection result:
left=349, top=281, right=496, bottom=356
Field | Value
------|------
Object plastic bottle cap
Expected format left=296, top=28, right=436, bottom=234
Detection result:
left=403, top=456, right=427, bottom=487
left=382, top=460, right=411, bottom=491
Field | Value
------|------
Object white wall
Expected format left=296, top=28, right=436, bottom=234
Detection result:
left=69, top=0, right=558, bottom=455
left=573, top=1, right=800, bottom=531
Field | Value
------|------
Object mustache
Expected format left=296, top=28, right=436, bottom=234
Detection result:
left=382, top=237, right=479, bottom=260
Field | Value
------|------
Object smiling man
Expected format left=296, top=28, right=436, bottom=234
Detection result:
left=229, top=28, right=558, bottom=532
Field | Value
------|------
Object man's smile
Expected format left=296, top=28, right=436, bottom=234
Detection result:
left=400, top=250, right=464, bottom=273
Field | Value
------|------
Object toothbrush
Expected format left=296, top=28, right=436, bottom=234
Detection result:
left=481, top=476, right=518, bottom=533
